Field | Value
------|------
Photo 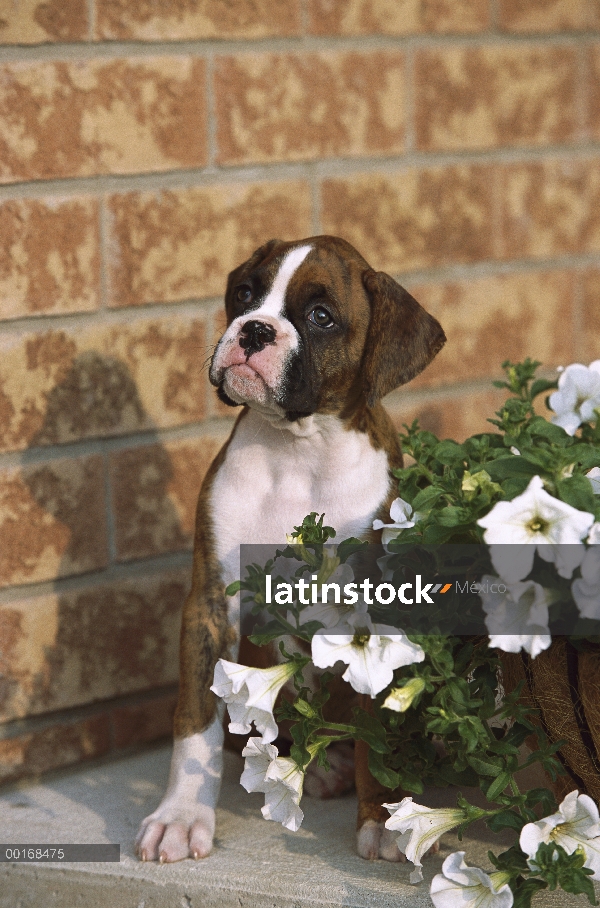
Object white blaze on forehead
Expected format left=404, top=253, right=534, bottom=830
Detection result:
left=254, top=244, right=312, bottom=318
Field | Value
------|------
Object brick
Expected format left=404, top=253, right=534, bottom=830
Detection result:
left=590, top=45, right=600, bottom=140
left=498, top=0, right=589, bottom=32
left=0, top=317, right=207, bottom=452
left=0, top=0, right=88, bottom=44
left=0, top=572, right=185, bottom=722
left=0, top=58, right=206, bottom=184
left=499, top=159, right=600, bottom=259
left=321, top=165, right=494, bottom=273
left=308, top=0, right=488, bottom=34
left=405, top=271, right=576, bottom=389
left=0, top=717, right=110, bottom=786
left=107, top=182, right=312, bottom=306
left=97, top=0, right=300, bottom=39
left=581, top=269, right=600, bottom=362
left=0, top=197, right=100, bottom=320
left=112, top=692, right=177, bottom=749
left=215, top=51, right=405, bottom=165
left=415, top=45, right=577, bottom=151
left=110, top=436, right=222, bottom=561
left=388, top=388, right=507, bottom=443
left=0, top=456, right=107, bottom=589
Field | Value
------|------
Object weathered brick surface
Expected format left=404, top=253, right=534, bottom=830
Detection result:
left=582, top=268, right=600, bottom=361
left=0, top=318, right=207, bottom=452
left=0, top=456, right=107, bottom=589
left=0, top=716, right=110, bottom=786
left=110, top=436, right=222, bottom=562
left=406, top=270, right=576, bottom=388
left=0, top=197, right=100, bottom=320
left=97, top=0, right=300, bottom=40
left=389, top=388, right=507, bottom=443
left=215, top=52, right=405, bottom=165
left=0, top=572, right=185, bottom=722
left=107, top=182, right=312, bottom=307
left=321, top=166, right=494, bottom=273
left=0, top=0, right=88, bottom=44
left=498, top=0, right=591, bottom=32
left=590, top=45, right=600, bottom=139
left=0, top=58, right=206, bottom=183
left=499, top=160, right=600, bottom=259
left=112, top=692, right=177, bottom=750
left=415, top=45, right=577, bottom=151
left=308, top=0, right=489, bottom=34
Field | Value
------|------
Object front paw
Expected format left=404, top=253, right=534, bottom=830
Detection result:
left=135, top=806, right=215, bottom=863
left=356, top=819, right=441, bottom=863
left=357, top=819, right=407, bottom=861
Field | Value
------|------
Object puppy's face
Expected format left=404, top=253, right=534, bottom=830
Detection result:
left=209, top=236, right=445, bottom=421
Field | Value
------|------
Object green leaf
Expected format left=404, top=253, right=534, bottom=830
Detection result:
left=466, top=754, right=504, bottom=777
left=351, top=708, right=390, bottom=754
left=556, top=474, right=596, bottom=513
left=412, top=486, right=445, bottom=510
left=486, top=810, right=525, bottom=833
left=368, top=749, right=401, bottom=790
left=433, top=440, right=467, bottom=465
left=531, top=378, right=558, bottom=399
left=225, top=580, right=242, bottom=596
left=293, top=698, right=316, bottom=718
left=485, top=457, right=540, bottom=481
left=485, top=770, right=512, bottom=801
left=512, top=878, right=548, bottom=908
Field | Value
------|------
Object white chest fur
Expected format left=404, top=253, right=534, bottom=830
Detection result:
left=210, top=409, right=390, bottom=587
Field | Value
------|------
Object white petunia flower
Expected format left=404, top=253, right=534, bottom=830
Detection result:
left=240, top=737, right=305, bottom=831
left=572, top=547, right=600, bottom=621
left=477, top=475, right=594, bottom=582
left=373, top=497, right=418, bottom=545
left=588, top=523, right=600, bottom=545
left=549, top=361, right=600, bottom=435
left=384, top=798, right=467, bottom=884
left=479, top=575, right=551, bottom=659
left=430, top=852, right=513, bottom=908
left=311, top=607, right=424, bottom=698
left=211, top=659, right=296, bottom=743
left=520, top=790, right=600, bottom=880
left=383, top=677, right=426, bottom=713
left=587, top=467, right=600, bottom=495
left=296, top=561, right=355, bottom=630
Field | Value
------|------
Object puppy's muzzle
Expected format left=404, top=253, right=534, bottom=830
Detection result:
left=239, top=320, right=277, bottom=358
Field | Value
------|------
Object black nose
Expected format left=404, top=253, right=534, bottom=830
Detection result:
left=239, top=320, right=276, bottom=356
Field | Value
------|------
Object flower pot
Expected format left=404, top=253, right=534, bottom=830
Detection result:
left=502, top=638, right=600, bottom=802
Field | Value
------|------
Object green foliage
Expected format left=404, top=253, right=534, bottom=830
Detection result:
left=229, top=360, right=600, bottom=905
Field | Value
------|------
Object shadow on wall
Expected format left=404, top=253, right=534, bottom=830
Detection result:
left=0, top=352, right=194, bottom=785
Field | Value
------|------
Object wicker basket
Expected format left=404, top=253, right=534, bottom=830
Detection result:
left=502, top=638, right=600, bottom=802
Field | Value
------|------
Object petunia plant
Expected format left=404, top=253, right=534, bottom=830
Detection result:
left=218, top=360, right=600, bottom=908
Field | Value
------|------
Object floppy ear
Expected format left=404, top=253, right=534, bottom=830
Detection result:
left=224, top=238, right=282, bottom=315
left=361, top=269, right=446, bottom=406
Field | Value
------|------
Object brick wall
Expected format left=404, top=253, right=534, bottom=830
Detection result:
left=1, top=0, right=599, bottom=784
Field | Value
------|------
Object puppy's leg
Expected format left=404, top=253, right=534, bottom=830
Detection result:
left=136, top=469, right=234, bottom=863
left=355, top=737, right=406, bottom=862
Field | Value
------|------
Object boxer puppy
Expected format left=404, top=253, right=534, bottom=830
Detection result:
left=135, top=236, right=445, bottom=864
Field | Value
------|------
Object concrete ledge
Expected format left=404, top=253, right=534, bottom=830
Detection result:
left=0, top=745, right=590, bottom=908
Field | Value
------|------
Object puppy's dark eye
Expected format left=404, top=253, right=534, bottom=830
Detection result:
left=236, top=286, right=252, bottom=305
left=308, top=306, right=334, bottom=328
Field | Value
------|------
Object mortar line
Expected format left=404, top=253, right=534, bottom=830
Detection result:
left=0, top=684, right=179, bottom=742
left=0, top=417, right=235, bottom=470
left=2, top=251, right=600, bottom=335
left=0, top=552, right=194, bottom=606
left=2, top=141, right=600, bottom=201
left=0, top=30, right=590, bottom=64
